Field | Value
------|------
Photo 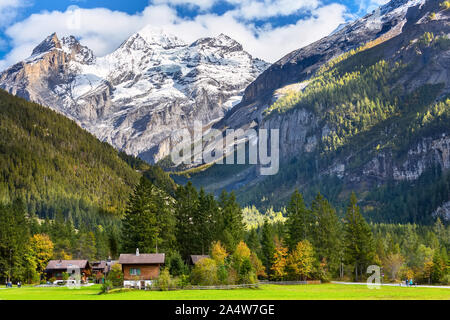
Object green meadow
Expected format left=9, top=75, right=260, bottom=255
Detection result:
left=0, top=284, right=449, bottom=300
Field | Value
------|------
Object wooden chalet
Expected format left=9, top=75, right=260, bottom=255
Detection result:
left=44, top=260, right=91, bottom=282
left=119, top=249, right=165, bottom=288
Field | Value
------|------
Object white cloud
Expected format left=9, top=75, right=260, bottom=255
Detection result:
left=0, top=1, right=350, bottom=70
left=0, top=0, right=31, bottom=28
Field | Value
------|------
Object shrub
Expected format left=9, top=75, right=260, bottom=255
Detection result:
left=156, top=269, right=173, bottom=291
left=217, top=264, right=228, bottom=284
left=440, top=274, right=450, bottom=285
left=176, top=274, right=190, bottom=288
left=107, top=264, right=123, bottom=287
left=191, top=258, right=218, bottom=286
left=101, top=280, right=113, bottom=294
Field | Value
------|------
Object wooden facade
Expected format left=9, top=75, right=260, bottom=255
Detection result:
left=122, top=264, right=162, bottom=280
left=119, top=250, right=165, bottom=288
left=44, top=260, right=91, bottom=282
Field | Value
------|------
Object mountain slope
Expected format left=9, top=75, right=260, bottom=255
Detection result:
left=0, top=89, right=141, bottom=225
left=0, top=28, right=268, bottom=163
left=179, top=0, right=450, bottom=224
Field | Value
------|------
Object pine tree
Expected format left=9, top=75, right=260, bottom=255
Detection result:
left=310, top=193, right=342, bottom=276
left=175, top=182, right=199, bottom=259
left=285, top=190, right=311, bottom=250
left=261, top=219, right=275, bottom=275
left=121, top=176, right=167, bottom=253
left=343, top=193, right=375, bottom=281
left=217, top=190, right=245, bottom=251
left=195, top=188, right=219, bottom=254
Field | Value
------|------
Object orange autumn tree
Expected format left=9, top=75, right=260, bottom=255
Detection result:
left=271, top=245, right=288, bottom=280
left=250, top=252, right=267, bottom=278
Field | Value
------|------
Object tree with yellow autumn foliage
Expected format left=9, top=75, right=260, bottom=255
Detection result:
left=270, top=245, right=288, bottom=281
left=286, top=240, right=316, bottom=281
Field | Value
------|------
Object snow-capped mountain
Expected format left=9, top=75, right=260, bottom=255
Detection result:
left=0, top=26, right=268, bottom=163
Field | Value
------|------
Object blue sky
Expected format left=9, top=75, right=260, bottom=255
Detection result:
left=0, top=0, right=388, bottom=68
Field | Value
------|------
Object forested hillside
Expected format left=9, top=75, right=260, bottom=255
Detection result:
left=0, top=89, right=141, bottom=226
left=183, top=5, right=450, bottom=225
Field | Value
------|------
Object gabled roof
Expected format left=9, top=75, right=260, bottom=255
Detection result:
left=45, top=260, right=90, bottom=271
left=190, top=255, right=210, bottom=265
left=119, top=253, right=165, bottom=265
left=92, top=261, right=107, bottom=270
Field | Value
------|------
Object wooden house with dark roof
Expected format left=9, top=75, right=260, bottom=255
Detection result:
left=44, top=260, right=91, bottom=282
left=119, top=249, right=165, bottom=288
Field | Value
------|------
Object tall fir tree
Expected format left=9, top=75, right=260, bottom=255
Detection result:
left=175, top=182, right=199, bottom=259
left=121, top=176, right=175, bottom=253
left=343, top=193, right=375, bottom=281
left=285, top=190, right=312, bottom=250
left=217, top=190, right=245, bottom=251
left=195, top=188, right=219, bottom=255
left=261, top=219, right=275, bottom=276
left=310, top=193, right=342, bottom=276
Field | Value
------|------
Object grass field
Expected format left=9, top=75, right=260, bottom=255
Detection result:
left=0, top=284, right=449, bottom=300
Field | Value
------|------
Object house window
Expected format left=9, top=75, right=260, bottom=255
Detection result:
left=130, top=268, right=141, bottom=276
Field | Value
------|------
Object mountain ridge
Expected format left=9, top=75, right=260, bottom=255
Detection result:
left=177, top=0, right=450, bottom=224
left=0, top=27, right=269, bottom=163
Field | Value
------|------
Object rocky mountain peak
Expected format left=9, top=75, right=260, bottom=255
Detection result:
left=137, top=25, right=186, bottom=49
left=31, top=33, right=61, bottom=56
left=191, top=33, right=243, bottom=51
left=60, top=35, right=95, bottom=64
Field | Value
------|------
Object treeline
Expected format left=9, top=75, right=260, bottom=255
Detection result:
left=246, top=191, right=450, bottom=284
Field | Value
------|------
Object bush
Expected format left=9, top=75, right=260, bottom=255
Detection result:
left=440, top=273, right=450, bottom=285
left=191, top=258, right=218, bottom=286
left=176, top=274, right=190, bottom=288
left=101, top=280, right=113, bottom=294
left=106, top=264, right=123, bottom=287
left=156, top=269, right=173, bottom=291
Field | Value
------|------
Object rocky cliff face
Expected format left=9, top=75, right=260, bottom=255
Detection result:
left=0, top=27, right=268, bottom=163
